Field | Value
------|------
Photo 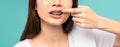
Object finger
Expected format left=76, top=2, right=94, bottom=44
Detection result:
left=62, top=8, right=80, bottom=14
left=78, top=6, right=96, bottom=15
left=76, top=23, right=95, bottom=29
left=71, top=13, right=87, bottom=19
left=62, top=8, right=86, bottom=14
left=72, top=17, right=85, bottom=23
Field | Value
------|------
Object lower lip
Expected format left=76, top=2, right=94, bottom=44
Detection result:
left=50, top=14, right=62, bottom=19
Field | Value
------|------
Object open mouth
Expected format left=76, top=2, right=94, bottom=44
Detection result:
left=49, top=10, right=63, bottom=16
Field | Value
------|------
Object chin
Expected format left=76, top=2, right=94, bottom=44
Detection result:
left=48, top=21, right=64, bottom=26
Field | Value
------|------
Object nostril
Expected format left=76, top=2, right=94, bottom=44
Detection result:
left=52, top=1, right=62, bottom=7
left=53, top=4, right=62, bottom=7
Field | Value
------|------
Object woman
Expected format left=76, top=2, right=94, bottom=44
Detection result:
left=14, top=0, right=120, bottom=47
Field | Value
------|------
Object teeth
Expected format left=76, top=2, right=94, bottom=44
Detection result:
left=50, top=12, right=63, bottom=15
left=52, top=12, right=61, bottom=15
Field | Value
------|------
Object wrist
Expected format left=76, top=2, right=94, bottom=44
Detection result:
left=95, top=16, right=120, bottom=35
left=96, top=16, right=109, bottom=30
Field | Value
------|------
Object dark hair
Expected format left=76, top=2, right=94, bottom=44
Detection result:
left=20, top=0, right=78, bottom=41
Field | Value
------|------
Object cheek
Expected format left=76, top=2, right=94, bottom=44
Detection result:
left=62, top=0, right=73, bottom=8
left=36, top=0, right=73, bottom=9
left=36, top=0, right=46, bottom=9
left=43, top=0, right=53, bottom=5
left=36, top=0, right=49, bottom=17
left=36, top=0, right=72, bottom=22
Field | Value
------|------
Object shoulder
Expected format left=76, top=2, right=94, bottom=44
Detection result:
left=69, top=24, right=116, bottom=47
left=14, top=39, right=31, bottom=47
left=91, top=29, right=116, bottom=47
left=70, top=23, right=116, bottom=37
left=91, top=29, right=116, bottom=38
left=68, top=24, right=96, bottom=47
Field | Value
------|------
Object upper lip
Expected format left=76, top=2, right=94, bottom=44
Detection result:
left=49, top=10, right=63, bottom=14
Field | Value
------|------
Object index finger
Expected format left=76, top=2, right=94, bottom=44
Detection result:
left=62, top=8, right=81, bottom=14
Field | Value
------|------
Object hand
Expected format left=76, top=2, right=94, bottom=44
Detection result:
left=62, top=6, right=120, bottom=46
left=62, top=6, right=105, bottom=29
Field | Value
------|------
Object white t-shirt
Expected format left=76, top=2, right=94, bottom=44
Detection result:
left=14, top=24, right=116, bottom=47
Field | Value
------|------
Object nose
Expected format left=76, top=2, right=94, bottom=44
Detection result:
left=52, top=0, right=62, bottom=7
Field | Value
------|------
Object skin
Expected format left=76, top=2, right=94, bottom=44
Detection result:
left=62, top=6, right=120, bottom=47
left=29, top=0, right=72, bottom=47
left=36, top=0, right=72, bottom=26
left=29, top=0, right=120, bottom=47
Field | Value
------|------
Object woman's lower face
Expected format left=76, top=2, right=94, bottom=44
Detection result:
left=36, top=0, right=73, bottom=26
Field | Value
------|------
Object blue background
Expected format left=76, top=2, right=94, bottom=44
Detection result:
left=0, top=0, right=120, bottom=47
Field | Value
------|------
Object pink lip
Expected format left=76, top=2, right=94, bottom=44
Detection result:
left=49, top=9, right=63, bottom=19
left=49, top=10, right=62, bottom=13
